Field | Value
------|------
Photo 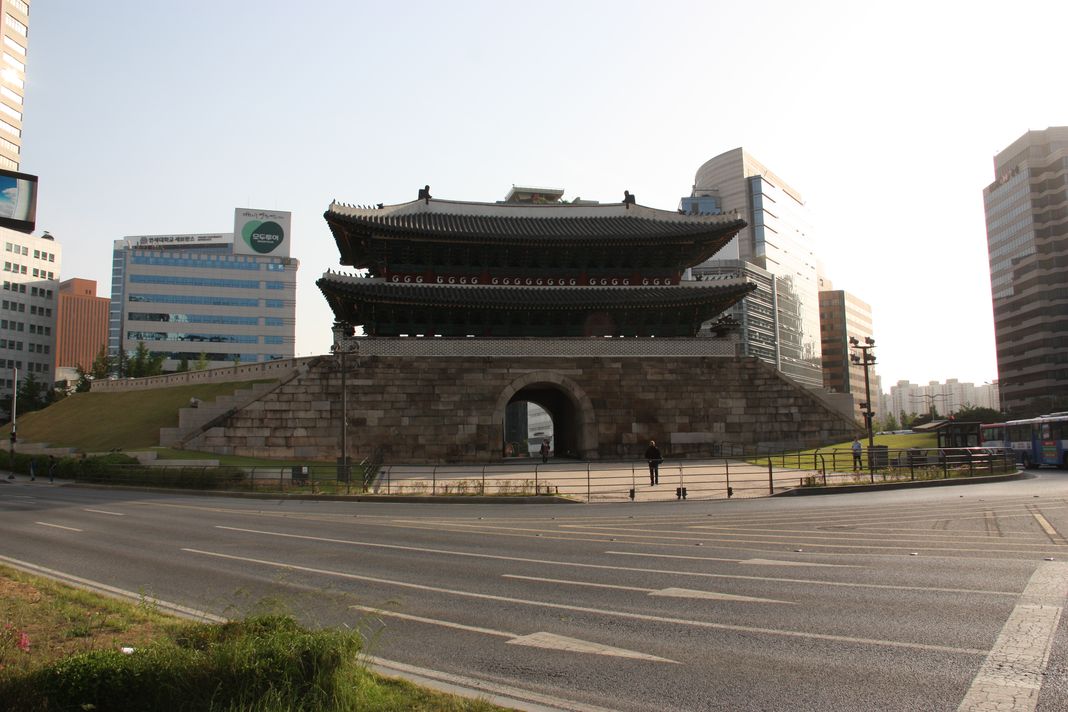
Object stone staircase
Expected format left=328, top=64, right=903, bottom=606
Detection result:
left=159, top=357, right=323, bottom=449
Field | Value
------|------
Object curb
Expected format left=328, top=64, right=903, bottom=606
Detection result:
left=773, top=470, right=1028, bottom=496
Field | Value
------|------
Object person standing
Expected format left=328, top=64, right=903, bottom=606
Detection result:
left=851, top=438, right=862, bottom=471
left=48, top=455, right=56, bottom=483
left=645, top=440, right=662, bottom=485
left=539, top=439, right=550, bottom=464
left=29, top=457, right=36, bottom=481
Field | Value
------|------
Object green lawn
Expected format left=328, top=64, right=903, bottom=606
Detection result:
left=2, top=381, right=276, bottom=452
left=751, top=432, right=938, bottom=469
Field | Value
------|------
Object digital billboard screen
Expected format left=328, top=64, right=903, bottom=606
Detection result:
left=0, top=168, right=37, bottom=233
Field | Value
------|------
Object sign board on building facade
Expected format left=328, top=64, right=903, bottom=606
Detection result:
left=127, top=233, right=233, bottom=249
left=233, top=208, right=292, bottom=257
left=0, top=168, right=37, bottom=234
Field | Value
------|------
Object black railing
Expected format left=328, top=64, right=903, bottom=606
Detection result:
left=42, top=446, right=1018, bottom=502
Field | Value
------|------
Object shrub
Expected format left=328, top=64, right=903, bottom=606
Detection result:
left=0, top=615, right=362, bottom=712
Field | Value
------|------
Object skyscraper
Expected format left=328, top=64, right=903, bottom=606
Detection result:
left=983, top=127, right=1068, bottom=416
left=0, top=0, right=28, bottom=171
left=683, top=148, right=823, bottom=387
left=819, top=289, right=876, bottom=423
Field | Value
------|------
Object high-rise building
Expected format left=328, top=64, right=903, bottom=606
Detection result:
left=684, top=148, right=823, bottom=387
left=109, top=209, right=298, bottom=370
left=983, top=127, right=1068, bottom=416
left=0, top=0, right=29, bottom=171
left=888, top=379, right=1001, bottom=420
left=1, top=227, right=59, bottom=401
left=819, top=289, right=877, bottom=423
left=55, top=278, right=108, bottom=375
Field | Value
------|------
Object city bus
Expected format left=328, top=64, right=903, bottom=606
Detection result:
left=979, top=423, right=1008, bottom=449
left=987, top=413, right=1068, bottom=468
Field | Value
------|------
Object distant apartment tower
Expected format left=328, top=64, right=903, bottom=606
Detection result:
left=819, top=289, right=877, bottom=423
left=1, top=227, right=58, bottom=398
left=109, top=209, right=298, bottom=370
left=983, top=127, right=1068, bottom=416
left=56, top=278, right=108, bottom=374
left=0, top=0, right=28, bottom=171
left=888, top=379, right=1000, bottom=419
left=683, top=148, right=823, bottom=387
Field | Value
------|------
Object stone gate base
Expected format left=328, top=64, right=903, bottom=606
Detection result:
left=183, top=352, right=859, bottom=464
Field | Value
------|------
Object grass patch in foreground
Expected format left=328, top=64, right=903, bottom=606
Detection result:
left=749, top=433, right=939, bottom=469
left=0, top=565, right=507, bottom=711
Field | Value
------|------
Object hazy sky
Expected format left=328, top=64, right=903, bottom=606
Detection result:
left=20, top=1, right=1068, bottom=388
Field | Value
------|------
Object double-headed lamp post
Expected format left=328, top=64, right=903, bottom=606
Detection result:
left=849, top=336, right=877, bottom=459
left=331, top=322, right=358, bottom=484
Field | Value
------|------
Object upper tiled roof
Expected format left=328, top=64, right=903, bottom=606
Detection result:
left=325, top=198, right=745, bottom=243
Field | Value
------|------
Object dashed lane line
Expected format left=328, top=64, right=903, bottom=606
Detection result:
left=214, top=524, right=1020, bottom=596
left=34, top=521, right=82, bottom=532
left=182, top=547, right=987, bottom=657
left=957, top=561, right=1068, bottom=711
left=83, top=508, right=125, bottom=516
left=351, top=605, right=676, bottom=663
left=501, top=574, right=794, bottom=603
left=604, top=551, right=857, bottom=568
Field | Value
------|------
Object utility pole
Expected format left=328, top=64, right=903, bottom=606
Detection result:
left=850, top=337, right=876, bottom=476
left=332, top=323, right=357, bottom=484
left=8, top=367, right=16, bottom=477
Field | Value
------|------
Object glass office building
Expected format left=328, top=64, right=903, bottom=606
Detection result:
left=983, top=127, right=1068, bottom=416
left=683, top=148, right=823, bottom=387
left=109, top=230, right=297, bottom=370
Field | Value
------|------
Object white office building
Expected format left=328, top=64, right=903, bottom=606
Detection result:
left=108, top=209, right=298, bottom=370
left=1, top=225, right=58, bottom=398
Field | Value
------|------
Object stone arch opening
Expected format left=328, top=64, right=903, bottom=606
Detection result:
left=494, top=372, right=598, bottom=460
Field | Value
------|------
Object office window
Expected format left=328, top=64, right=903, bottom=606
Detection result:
left=3, top=36, right=25, bottom=56
left=4, top=15, right=27, bottom=37
left=0, top=86, right=21, bottom=105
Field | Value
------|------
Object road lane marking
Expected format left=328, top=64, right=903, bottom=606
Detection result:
left=603, top=551, right=858, bottom=568
left=83, top=508, right=125, bottom=516
left=214, top=524, right=1019, bottom=596
left=184, top=547, right=987, bottom=656
left=0, top=554, right=224, bottom=623
left=502, top=574, right=793, bottom=603
left=34, top=521, right=82, bottom=532
left=1028, top=508, right=1066, bottom=546
left=957, top=562, right=1068, bottom=711
left=352, top=605, right=676, bottom=662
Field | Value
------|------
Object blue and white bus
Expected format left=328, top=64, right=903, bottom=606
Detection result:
left=995, top=413, right=1068, bottom=468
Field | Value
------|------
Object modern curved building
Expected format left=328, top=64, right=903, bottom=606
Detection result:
left=682, top=148, right=824, bottom=388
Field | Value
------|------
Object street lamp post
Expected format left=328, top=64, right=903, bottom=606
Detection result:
left=910, top=392, right=949, bottom=421
left=331, top=323, right=358, bottom=485
left=850, top=337, right=876, bottom=479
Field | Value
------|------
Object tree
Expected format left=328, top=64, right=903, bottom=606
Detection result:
left=127, top=341, right=165, bottom=378
left=176, top=357, right=190, bottom=373
left=953, top=404, right=1005, bottom=423
left=880, top=412, right=900, bottom=432
left=195, top=352, right=209, bottom=371
left=15, top=373, right=49, bottom=414
left=75, top=345, right=114, bottom=392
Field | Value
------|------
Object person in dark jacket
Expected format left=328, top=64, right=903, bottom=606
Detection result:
left=645, top=440, right=662, bottom=485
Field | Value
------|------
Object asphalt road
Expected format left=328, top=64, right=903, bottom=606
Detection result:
left=3, top=472, right=1068, bottom=711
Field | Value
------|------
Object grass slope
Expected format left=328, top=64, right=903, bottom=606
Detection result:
left=1, top=381, right=276, bottom=452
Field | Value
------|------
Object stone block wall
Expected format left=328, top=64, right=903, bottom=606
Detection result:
left=185, top=354, right=860, bottom=464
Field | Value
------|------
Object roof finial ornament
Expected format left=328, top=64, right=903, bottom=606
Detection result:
left=418, top=185, right=432, bottom=204
left=623, top=190, right=636, bottom=208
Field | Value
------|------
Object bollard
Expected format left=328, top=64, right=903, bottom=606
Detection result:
left=681, top=487, right=687, bottom=500
left=676, top=487, right=683, bottom=500
left=727, top=486, right=734, bottom=498
left=629, top=488, right=635, bottom=500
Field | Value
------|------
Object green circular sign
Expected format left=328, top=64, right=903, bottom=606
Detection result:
left=243, top=220, right=284, bottom=254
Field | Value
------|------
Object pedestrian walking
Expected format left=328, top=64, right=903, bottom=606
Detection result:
left=645, top=440, right=662, bottom=485
left=539, top=439, right=550, bottom=464
left=851, top=438, right=862, bottom=471
left=29, top=457, right=36, bottom=481
left=48, top=455, right=56, bottom=483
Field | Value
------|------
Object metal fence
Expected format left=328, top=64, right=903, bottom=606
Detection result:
left=61, top=447, right=1018, bottom=502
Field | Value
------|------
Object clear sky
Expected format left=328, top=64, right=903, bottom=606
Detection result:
left=20, top=0, right=1068, bottom=389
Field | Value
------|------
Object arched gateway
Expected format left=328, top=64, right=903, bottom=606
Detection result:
left=495, top=371, right=598, bottom=460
